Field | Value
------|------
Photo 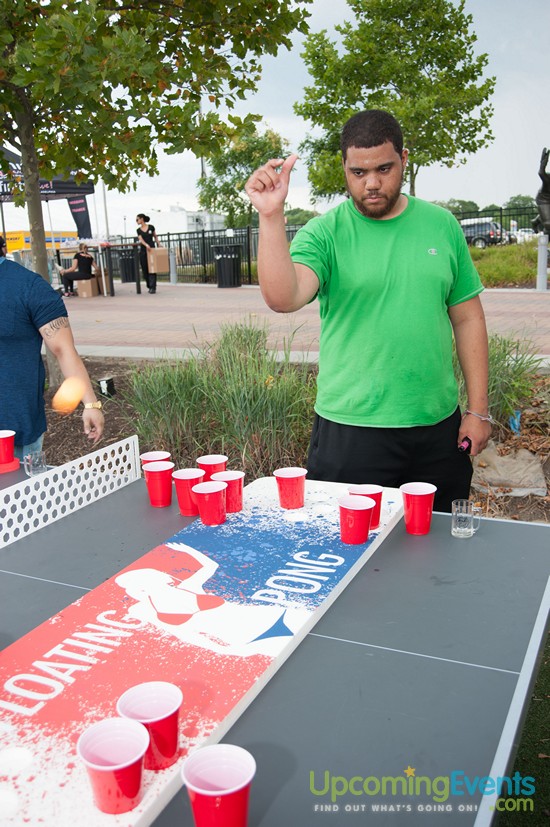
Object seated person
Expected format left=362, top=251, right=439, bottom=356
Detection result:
left=59, top=243, right=98, bottom=296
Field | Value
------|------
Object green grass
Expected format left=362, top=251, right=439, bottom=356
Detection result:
left=496, top=633, right=549, bottom=826
left=125, top=323, right=545, bottom=472
left=469, top=243, right=539, bottom=287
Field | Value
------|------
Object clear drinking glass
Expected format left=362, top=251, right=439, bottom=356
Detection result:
left=451, top=499, right=482, bottom=539
left=23, top=450, right=48, bottom=476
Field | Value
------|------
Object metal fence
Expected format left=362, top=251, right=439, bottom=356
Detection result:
left=13, top=206, right=542, bottom=290
left=141, top=208, right=544, bottom=289
left=453, top=207, right=539, bottom=233
left=101, top=225, right=305, bottom=286
left=110, top=207, right=538, bottom=285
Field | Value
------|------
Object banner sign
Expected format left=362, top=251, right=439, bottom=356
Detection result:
left=1, top=147, right=95, bottom=203
left=67, top=196, right=92, bottom=240
left=0, top=480, right=402, bottom=825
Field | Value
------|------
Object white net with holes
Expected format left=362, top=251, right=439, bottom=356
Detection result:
left=0, top=436, right=140, bottom=549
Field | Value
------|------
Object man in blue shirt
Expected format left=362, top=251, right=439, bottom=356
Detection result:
left=0, top=255, right=104, bottom=459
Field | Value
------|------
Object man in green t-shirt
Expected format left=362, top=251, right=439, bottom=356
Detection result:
left=244, top=110, right=492, bottom=512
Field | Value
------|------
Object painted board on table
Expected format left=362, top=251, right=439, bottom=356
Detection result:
left=0, top=478, right=402, bottom=826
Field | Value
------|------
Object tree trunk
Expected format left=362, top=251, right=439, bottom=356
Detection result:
left=14, top=104, right=49, bottom=281
left=14, top=100, right=64, bottom=390
left=408, top=165, right=417, bottom=197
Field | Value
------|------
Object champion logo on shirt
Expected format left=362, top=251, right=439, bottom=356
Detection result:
left=428, top=248, right=438, bottom=255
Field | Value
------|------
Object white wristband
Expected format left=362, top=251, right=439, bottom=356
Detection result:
left=464, top=409, right=495, bottom=425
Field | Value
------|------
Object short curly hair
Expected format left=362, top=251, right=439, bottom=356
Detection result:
left=340, top=110, right=403, bottom=160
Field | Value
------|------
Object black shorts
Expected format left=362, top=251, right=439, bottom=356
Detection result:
left=307, top=408, right=473, bottom=513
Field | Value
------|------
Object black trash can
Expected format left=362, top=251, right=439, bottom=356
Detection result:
left=119, top=248, right=137, bottom=283
left=212, top=244, right=242, bottom=288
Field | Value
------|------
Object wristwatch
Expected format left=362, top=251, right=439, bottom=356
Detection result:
left=84, top=401, right=103, bottom=410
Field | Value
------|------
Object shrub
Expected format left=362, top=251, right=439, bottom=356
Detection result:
left=469, top=243, right=538, bottom=287
left=453, top=332, right=543, bottom=428
left=123, top=320, right=316, bottom=478
left=125, top=323, right=543, bottom=479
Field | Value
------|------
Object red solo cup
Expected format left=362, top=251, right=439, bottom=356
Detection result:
left=400, top=482, right=438, bottom=535
left=192, top=480, right=228, bottom=526
left=348, top=484, right=383, bottom=529
left=273, top=467, right=307, bottom=509
left=140, top=450, right=171, bottom=465
left=181, top=744, right=256, bottom=827
left=172, top=468, right=206, bottom=516
left=211, top=470, right=245, bottom=513
left=196, top=454, right=228, bottom=482
left=0, top=430, right=16, bottom=464
left=338, top=495, right=375, bottom=544
left=76, top=717, right=149, bottom=814
left=143, top=460, right=175, bottom=508
left=141, top=451, right=171, bottom=483
left=117, top=681, right=183, bottom=771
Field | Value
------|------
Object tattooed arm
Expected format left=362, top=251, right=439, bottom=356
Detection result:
left=39, top=317, right=104, bottom=443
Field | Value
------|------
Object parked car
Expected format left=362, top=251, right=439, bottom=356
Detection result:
left=515, top=227, right=536, bottom=244
left=459, top=218, right=505, bottom=248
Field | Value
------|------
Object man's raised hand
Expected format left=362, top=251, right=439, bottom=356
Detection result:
left=244, top=155, right=298, bottom=217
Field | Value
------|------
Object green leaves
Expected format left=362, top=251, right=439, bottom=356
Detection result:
left=1, top=0, right=311, bottom=187
left=197, top=123, right=290, bottom=226
left=294, top=0, right=495, bottom=197
left=0, top=0, right=311, bottom=276
left=503, top=194, right=537, bottom=211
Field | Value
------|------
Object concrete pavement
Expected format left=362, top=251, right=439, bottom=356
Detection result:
left=63, top=282, right=550, bottom=367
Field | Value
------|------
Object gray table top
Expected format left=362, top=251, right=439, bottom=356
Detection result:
left=154, top=512, right=549, bottom=827
left=1, top=478, right=548, bottom=826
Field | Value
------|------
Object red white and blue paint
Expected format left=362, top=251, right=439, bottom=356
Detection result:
left=0, top=479, right=402, bottom=825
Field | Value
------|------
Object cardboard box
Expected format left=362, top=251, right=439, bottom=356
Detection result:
left=95, top=270, right=109, bottom=296
left=76, top=277, right=99, bottom=298
left=147, top=247, right=169, bottom=274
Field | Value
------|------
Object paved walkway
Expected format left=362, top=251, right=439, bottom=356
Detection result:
left=64, top=282, right=550, bottom=366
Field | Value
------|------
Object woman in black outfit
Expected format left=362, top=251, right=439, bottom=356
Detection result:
left=136, top=213, right=160, bottom=293
left=60, top=243, right=97, bottom=296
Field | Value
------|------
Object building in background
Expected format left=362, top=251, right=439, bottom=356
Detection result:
left=5, top=230, right=78, bottom=252
left=124, top=205, right=225, bottom=239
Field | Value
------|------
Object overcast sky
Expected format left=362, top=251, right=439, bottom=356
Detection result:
left=3, top=0, right=550, bottom=238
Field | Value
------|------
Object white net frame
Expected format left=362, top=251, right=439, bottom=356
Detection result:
left=0, top=436, right=140, bottom=549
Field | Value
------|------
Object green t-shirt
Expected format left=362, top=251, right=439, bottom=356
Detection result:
left=290, top=196, right=483, bottom=427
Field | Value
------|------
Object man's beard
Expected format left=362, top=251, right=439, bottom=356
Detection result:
left=352, top=185, right=402, bottom=219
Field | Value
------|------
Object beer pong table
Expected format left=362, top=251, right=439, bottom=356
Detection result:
left=0, top=438, right=548, bottom=826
